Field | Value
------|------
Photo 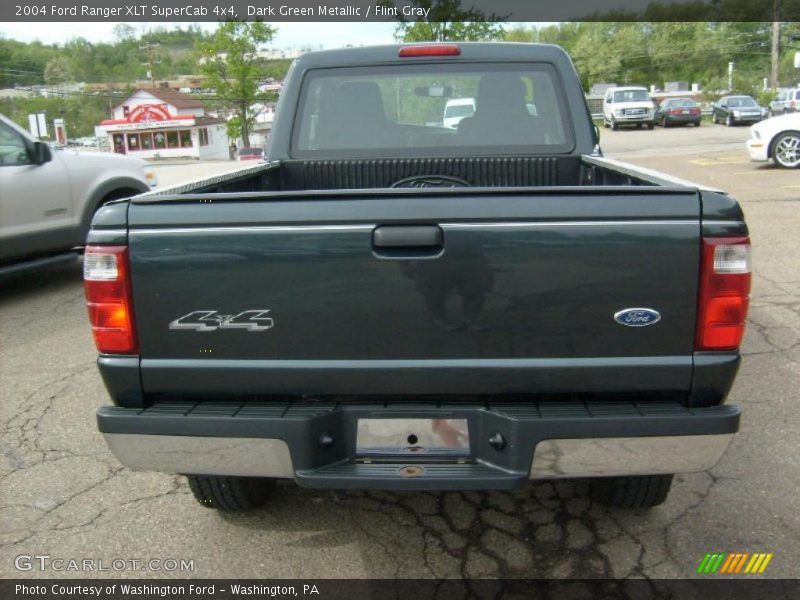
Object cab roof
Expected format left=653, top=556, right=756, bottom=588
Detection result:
left=292, top=43, right=571, bottom=69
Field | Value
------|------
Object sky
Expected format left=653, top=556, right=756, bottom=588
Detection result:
left=0, top=22, right=401, bottom=48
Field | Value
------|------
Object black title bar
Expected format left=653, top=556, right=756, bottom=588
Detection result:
left=4, top=0, right=798, bottom=22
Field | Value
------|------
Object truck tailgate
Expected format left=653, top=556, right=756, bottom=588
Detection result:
left=128, top=189, right=700, bottom=396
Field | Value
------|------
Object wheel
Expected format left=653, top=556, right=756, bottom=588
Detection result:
left=767, top=109, right=773, bottom=118
left=611, top=118, right=619, bottom=131
left=771, top=131, right=800, bottom=169
left=647, top=122, right=654, bottom=130
left=713, top=114, right=719, bottom=124
left=591, top=474, right=673, bottom=508
left=694, top=120, right=701, bottom=127
left=726, top=115, right=734, bottom=127
left=187, top=475, right=273, bottom=511
left=603, top=117, right=610, bottom=128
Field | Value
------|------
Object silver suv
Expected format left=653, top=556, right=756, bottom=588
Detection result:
left=768, top=88, right=800, bottom=116
left=0, top=114, right=157, bottom=274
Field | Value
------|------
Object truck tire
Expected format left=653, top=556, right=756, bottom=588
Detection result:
left=186, top=475, right=272, bottom=511
left=591, top=474, right=673, bottom=508
left=611, top=118, right=619, bottom=131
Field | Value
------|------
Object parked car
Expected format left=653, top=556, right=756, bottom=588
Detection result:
left=90, top=43, right=747, bottom=512
left=712, top=96, right=765, bottom=126
left=767, top=88, right=800, bottom=116
left=655, top=98, right=702, bottom=127
left=746, top=112, right=800, bottom=169
left=602, top=86, right=656, bottom=130
left=237, top=147, right=264, bottom=161
left=0, top=113, right=157, bottom=275
left=443, top=97, right=476, bottom=129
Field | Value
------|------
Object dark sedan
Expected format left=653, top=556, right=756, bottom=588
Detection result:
left=656, top=98, right=702, bottom=127
left=712, top=96, right=765, bottom=126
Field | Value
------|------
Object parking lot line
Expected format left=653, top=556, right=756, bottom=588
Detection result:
left=690, top=157, right=750, bottom=166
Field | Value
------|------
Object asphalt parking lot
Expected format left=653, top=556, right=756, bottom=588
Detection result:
left=1, top=124, right=798, bottom=580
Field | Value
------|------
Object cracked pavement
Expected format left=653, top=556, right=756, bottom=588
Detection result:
left=1, top=131, right=798, bottom=580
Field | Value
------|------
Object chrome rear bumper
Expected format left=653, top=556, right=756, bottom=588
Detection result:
left=530, top=433, right=733, bottom=479
left=104, top=434, right=294, bottom=478
left=103, top=431, right=734, bottom=481
left=99, top=400, right=739, bottom=489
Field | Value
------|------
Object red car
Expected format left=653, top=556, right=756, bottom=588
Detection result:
left=237, top=147, right=264, bottom=161
left=656, top=98, right=702, bottom=127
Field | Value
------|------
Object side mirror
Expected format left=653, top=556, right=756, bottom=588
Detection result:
left=593, top=123, right=601, bottom=143
left=31, top=141, right=52, bottom=165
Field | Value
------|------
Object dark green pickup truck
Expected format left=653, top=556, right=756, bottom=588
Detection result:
left=85, top=43, right=750, bottom=511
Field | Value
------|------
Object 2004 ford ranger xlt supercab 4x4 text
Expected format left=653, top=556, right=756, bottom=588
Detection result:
left=87, top=44, right=750, bottom=511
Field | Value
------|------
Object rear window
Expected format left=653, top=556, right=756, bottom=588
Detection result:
left=728, top=97, right=757, bottom=107
left=291, top=63, right=573, bottom=158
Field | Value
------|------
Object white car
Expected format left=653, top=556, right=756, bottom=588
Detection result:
left=602, top=86, right=656, bottom=130
left=0, top=114, right=157, bottom=273
left=746, top=112, right=800, bottom=169
left=443, top=98, right=476, bottom=129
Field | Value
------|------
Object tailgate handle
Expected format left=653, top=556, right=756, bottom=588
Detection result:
left=373, top=225, right=443, bottom=248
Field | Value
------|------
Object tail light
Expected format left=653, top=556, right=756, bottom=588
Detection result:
left=399, top=44, right=461, bottom=57
left=691, top=108, right=701, bottom=115
left=695, top=237, right=751, bottom=351
left=84, top=245, right=138, bottom=354
left=670, top=109, right=681, bottom=115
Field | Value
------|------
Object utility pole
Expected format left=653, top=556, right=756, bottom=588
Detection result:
left=728, top=61, right=735, bottom=91
left=139, top=43, right=161, bottom=88
left=771, top=0, right=781, bottom=89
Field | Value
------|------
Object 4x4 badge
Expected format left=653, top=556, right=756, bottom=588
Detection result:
left=169, top=310, right=274, bottom=332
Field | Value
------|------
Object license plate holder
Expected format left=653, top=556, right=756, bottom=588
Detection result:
left=356, top=418, right=470, bottom=457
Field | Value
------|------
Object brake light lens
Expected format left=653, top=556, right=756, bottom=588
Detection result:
left=399, top=44, right=461, bottom=57
left=84, top=246, right=138, bottom=354
left=695, top=237, right=751, bottom=351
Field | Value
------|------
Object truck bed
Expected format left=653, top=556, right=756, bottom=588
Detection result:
left=135, top=155, right=713, bottom=198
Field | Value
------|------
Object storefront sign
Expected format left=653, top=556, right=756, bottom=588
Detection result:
left=128, top=103, right=172, bottom=122
left=104, top=119, right=195, bottom=131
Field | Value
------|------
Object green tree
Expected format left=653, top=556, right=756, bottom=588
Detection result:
left=113, top=24, right=137, bottom=44
left=196, top=21, right=276, bottom=147
left=390, top=0, right=505, bottom=42
left=44, top=56, right=74, bottom=87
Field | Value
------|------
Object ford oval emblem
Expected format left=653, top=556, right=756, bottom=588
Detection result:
left=614, top=308, right=661, bottom=327
left=391, top=175, right=471, bottom=188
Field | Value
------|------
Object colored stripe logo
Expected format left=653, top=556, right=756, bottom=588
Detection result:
left=697, top=552, right=773, bottom=574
